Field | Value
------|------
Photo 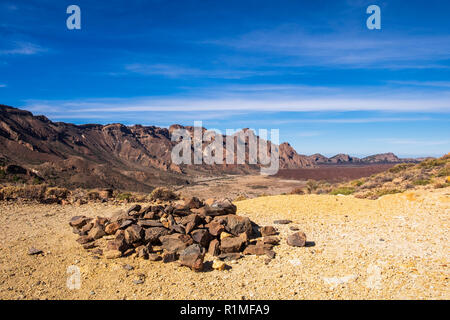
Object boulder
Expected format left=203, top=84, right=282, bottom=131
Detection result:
left=179, top=244, right=205, bottom=271
left=80, top=222, right=94, bottom=234
left=88, top=226, right=106, bottom=240
left=137, top=220, right=163, bottom=228
left=225, top=215, right=253, bottom=237
left=220, top=236, right=246, bottom=253
left=206, top=221, right=225, bottom=237
left=261, top=226, right=277, bottom=237
left=191, top=229, right=211, bottom=247
left=124, top=225, right=144, bottom=244
left=142, top=212, right=157, bottom=220
left=69, top=216, right=92, bottom=229
left=127, top=204, right=141, bottom=215
left=243, top=244, right=266, bottom=255
left=263, top=236, right=280, bottom=245
left=105, top=250, right=122, bottom=259
left=162, top=251, right=178, bottom=263
left=119, top=219, right=134, bottom=229
left=148, top=253, right=162, bottom=261
left=76, top=235, right=93, bottom=244
left=105, top=222, right=120, bottom=235
left=160, top=233, right=193, bottom=253
left=287, top=232, right=307, bottom=247
left=184, top=197, right=203, bottom=209
left=273, top=219, right=292, bottom=225
left=107, top=231, right=128, bottom=252
left=206, top=199, right=237, bottom=216
left=144, top=227, right=170, bottom=244
left=136, top=246, right=149, bottom=259
left=208, top=239, right=220, bottom=256
left=179, top=214, right=202, bottom=226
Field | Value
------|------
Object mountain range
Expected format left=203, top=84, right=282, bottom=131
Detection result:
left=0, top=105, right=423, bottom=191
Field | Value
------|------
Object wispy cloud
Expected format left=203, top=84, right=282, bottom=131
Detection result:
left=205, top=26, right=450, bottom=69
left=24, top=91, right=450, bottom=118
left=371, top=138, right=450, bottom=146
left=124, top=63, right=274, bottom=79
left=0, top=84, right=6, bottom=88
left=388, top=81, right=450, bottom=88
left=0, top=41, right=46, bottom=56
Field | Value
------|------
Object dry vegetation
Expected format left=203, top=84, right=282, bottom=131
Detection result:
left=290, top=153, right=450, bottom=199
left=0, top=184, right=178, bottom=205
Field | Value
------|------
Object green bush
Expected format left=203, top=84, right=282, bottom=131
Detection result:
left=413, top=179, right=431, bottom=186
left=150, top=187, right=178, bottom=201
left=375, top=188, right=402, bottom=198
left=437, top=167, right=450, bottom=177
left=419, top=159, right=446, bottom=168
left=388, top=163, right=415, bottom=173
left=330, top=187, right=355, bottom=195
left=117, top=193, right=132, bottom=201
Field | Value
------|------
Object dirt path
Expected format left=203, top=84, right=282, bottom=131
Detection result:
left=0, top=188, right=448, bottom=299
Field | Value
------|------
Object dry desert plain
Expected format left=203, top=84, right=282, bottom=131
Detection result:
left=0, top=185, right=449, bottom=300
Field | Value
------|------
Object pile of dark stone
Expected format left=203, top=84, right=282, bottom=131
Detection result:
left=69, top=197, right=307, bottom=272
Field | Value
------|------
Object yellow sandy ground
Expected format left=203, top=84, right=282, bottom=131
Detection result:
left=0, top=187, right=448, bottom=299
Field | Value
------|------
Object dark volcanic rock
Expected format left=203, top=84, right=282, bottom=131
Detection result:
left=287, top=232, right=307, bottom=247
left=220, top=236, right=246, bottom=253
left=260, top=226, right=278, bottom=237
left=160, top=234, right=193, bottom=253
left=179, top=244, right=205, bottom=271
left=191, top=229, right=211, bottom=247
left=162, top=251, right=179, bottom=263
left=273, top=219, right=292, bottom=225
left=225, top=215, right=253, bottom=237
left=208, top=239, right=220, bottom=256
left=124, top=225, right=144, bottom=244
left=144, top=227, right=170, bottom=244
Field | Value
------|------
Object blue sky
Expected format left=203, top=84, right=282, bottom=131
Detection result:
left=0, top=0, right=449, bottom=157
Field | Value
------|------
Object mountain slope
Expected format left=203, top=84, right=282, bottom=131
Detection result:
left=0, top=105, right=314, bottom=191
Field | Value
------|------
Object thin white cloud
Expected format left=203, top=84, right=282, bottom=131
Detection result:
left=371, top=138, right=450, bottom=146
left=0, top=84, right=6, bottom=88
left=388, top=81, right=450, bottom=88
left=0, top=41, right=46, bottom=56
left=24, top=91, right=450, bottom=114
left=124, top=63, right=273, bottom=79
left=205, top=26, right=450, bottom=69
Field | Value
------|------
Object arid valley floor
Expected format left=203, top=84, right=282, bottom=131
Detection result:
left=1, top=185, right=448, bottom=300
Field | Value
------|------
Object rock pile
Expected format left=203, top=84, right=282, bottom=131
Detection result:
left=69, top=197, right=303, bottom=271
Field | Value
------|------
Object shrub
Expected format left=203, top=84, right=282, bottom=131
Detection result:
left=388, top=163, right=415, bottom=174
left=351, top=179, right=364, bottom=187
left=437, top=166, right=450, bottom=177
left=305, top=180, right=319, bottom=194
left=0, top=169, right=6, bottom=179
left=45, top=187, right=70, bottom=199
left=413, top=179, right=431, bottom=186
left=433, top=182, right=450, bottom=189
left=117, top=193, right=132, bottom=201
left=87, top=190, right=101, bottom=201
left=375, top=188, right=402, bottom=198
left=234, top=195, right=248, bottom=201
left=330, top=187, right=355, bottom=195
left=289, top=187, right=305, bottom=195
left=0, top=185, right=47, bottom=201
left=32, top=177, right=44, bottom=185
left=420, top=158, right=446, bottom=168
left=150, top=187, right=178, bottom=201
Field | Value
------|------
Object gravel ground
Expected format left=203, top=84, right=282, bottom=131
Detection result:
left=0, top=187, right=448, bottom=300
